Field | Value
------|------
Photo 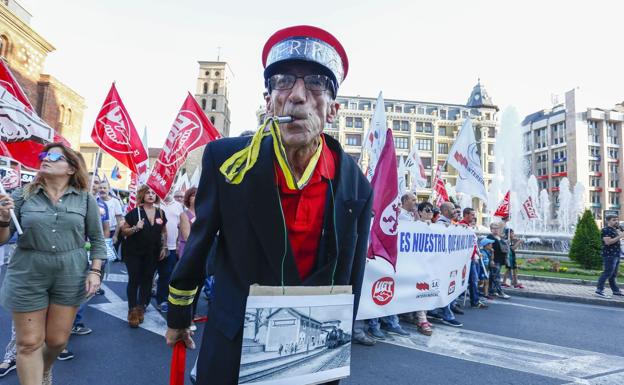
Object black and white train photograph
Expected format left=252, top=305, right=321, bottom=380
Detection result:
left=238, top=294, right=353, bottom=385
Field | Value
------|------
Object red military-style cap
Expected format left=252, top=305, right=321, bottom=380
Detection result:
left=262, top=25, right=349, bottom=93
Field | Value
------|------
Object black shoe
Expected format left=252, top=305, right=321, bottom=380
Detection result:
left=613, top=291, right=624, bottom=297
left=95, top=288, right=105, bottom=295
left=57, top=349, right=75, bottom=361
left=441, top=319, right=463, bottom=327
left=0, top=360, right=16, bottom=377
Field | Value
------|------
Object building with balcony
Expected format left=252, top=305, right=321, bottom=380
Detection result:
left=522, top=88, right=624, bottom=220
left=329, top=80, right=499, bottom=219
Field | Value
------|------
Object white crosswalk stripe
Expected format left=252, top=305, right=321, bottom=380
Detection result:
left=381, top=325, right=624, bottom=384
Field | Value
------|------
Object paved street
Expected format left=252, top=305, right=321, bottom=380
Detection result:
left=0, top=263, right=623, bottom=385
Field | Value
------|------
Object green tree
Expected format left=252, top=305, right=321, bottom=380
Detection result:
left=569, top=210, right=603, bottom=269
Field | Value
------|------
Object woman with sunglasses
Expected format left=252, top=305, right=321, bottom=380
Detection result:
left=0, top=143, right=106, bottom=385
left=119, top=185, right=167, bottom=328
left=410, top=201, right=435, bottom=336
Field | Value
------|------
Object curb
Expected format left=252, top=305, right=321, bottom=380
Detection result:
left=505, top=288, right=624, bottom=308
left=518, top=274, right=599, bottom=286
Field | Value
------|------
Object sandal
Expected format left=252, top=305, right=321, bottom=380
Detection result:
left=417, top=321, right=433, bottom=336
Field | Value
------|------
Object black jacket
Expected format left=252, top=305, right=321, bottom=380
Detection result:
left=167, top=134, right=372, bottom=383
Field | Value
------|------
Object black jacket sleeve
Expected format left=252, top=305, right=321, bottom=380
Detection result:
left=167, top=143, right=222, bottom=329
left=350, top=189, right=373, bottom=321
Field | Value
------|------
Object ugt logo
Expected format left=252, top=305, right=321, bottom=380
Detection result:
left=372, top=277, right=394, bottom=306
left=158, top=110, right=203, bottom=167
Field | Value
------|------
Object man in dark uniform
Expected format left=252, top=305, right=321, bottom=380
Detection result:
left=165, top=25, right=373, bottom=385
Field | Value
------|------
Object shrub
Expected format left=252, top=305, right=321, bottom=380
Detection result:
left=569, top=210, right=603, bottom=269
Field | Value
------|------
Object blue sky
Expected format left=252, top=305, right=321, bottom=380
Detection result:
left=24, top=0, right=624, bottom=146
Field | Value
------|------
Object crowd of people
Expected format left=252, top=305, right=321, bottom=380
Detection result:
left=351, top=193, right=523, bottom=346
left=0, top=142, right=202, bottom=384
left=0, top=147, right=527, bottom=383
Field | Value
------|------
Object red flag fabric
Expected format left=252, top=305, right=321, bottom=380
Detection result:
left=0, top=60, right=70, bottom=169
left=169, top=341, right=186, bottom=385
left=126, top=172, right=138, bottom=213
left=367, top=129, right=400, bottom=270
left=147, top=93, right=221, bottom=200
left=494, top=191, right=511, bottom=217
left=432, top=164, right=449, bottom=206
left=91, top=83, right=148, bottom=175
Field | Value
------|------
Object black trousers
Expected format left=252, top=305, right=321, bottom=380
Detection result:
left=124, top=253, right=157, bottom=309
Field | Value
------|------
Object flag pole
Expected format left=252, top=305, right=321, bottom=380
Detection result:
left=0, top=183, right=22, bottom=235
left=89, top=148, right=102, bottom=193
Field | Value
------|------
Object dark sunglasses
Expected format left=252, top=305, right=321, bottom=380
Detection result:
left=422, top=208, right=432, bottom=213
left=38, top=152, right=67, bottom=162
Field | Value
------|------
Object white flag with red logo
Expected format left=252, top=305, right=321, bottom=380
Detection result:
left=91, top=83, right=149, bottom=176
left=147, top=93, right=221, bottom=200
left=521, top=196, right=538, bottom=219
left=432, top=164, right=449, bottom=206
left=494, top=190, right=511, bottom=217
left=368, top=129, right=400, bottom=270
left=404, top=146, right=427, bottom=190
left=447, top=119, right=487, bottom=201
left=363, top=91, right=387, bottom=181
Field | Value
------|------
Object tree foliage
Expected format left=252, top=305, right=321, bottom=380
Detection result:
left=569, top=210, right=603, bottom=269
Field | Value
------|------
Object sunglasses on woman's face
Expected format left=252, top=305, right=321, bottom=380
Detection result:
left=38, top=152, right=67, bottom=162
left=422, top=208, right=432, bottom=213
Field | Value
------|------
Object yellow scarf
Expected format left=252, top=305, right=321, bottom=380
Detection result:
left=219, top=118, right=323, bottom=190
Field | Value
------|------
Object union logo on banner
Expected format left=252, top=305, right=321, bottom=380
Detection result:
left=95, top=102, right=134, bottom=156
left=158, top=109, right=204, bottom=168
left=146, top=93, right=221, bottom=200
left=90, top=83, right=148, bottom=174
left=371, top=277, right=394, bottom=306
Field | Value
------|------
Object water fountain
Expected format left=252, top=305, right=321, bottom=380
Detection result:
left=485, top=107, right=586, bottom=257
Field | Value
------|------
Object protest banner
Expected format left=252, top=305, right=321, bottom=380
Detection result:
left=357, top=221, right=474, bottom=320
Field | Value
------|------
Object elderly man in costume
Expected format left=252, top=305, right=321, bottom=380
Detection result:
left=165, top=26, right=373, bottom=384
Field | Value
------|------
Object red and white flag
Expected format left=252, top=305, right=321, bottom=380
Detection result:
left=368, top=129, right=400, bottom=270
left=0, top=60, right=70, bottom=169
left=147, top=93, right=221, bottom=200
left=91, top=83, right=148, bottom=176
left=432, top=164, right=449, bottom=206
left=0, top=157, right=20, bottom=189
left=126, top=172, right=138, bottom=213
left=494, top=191, right=511, bottom=217
left=521, top=196, right=538, bottom=219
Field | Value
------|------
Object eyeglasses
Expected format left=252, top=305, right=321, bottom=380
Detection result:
left=38, top=152, right=67, bottom=162
left=422, top=208, right=432, bottom=213
left=268, top=74, right=332, bottom=92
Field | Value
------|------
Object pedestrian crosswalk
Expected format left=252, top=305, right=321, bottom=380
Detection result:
left=381, top=324, right=624, bottom=384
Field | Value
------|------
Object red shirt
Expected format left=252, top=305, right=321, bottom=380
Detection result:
left=459, top=219, right=479, bottom=261
left=275, top=136, right=337, bottom=281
